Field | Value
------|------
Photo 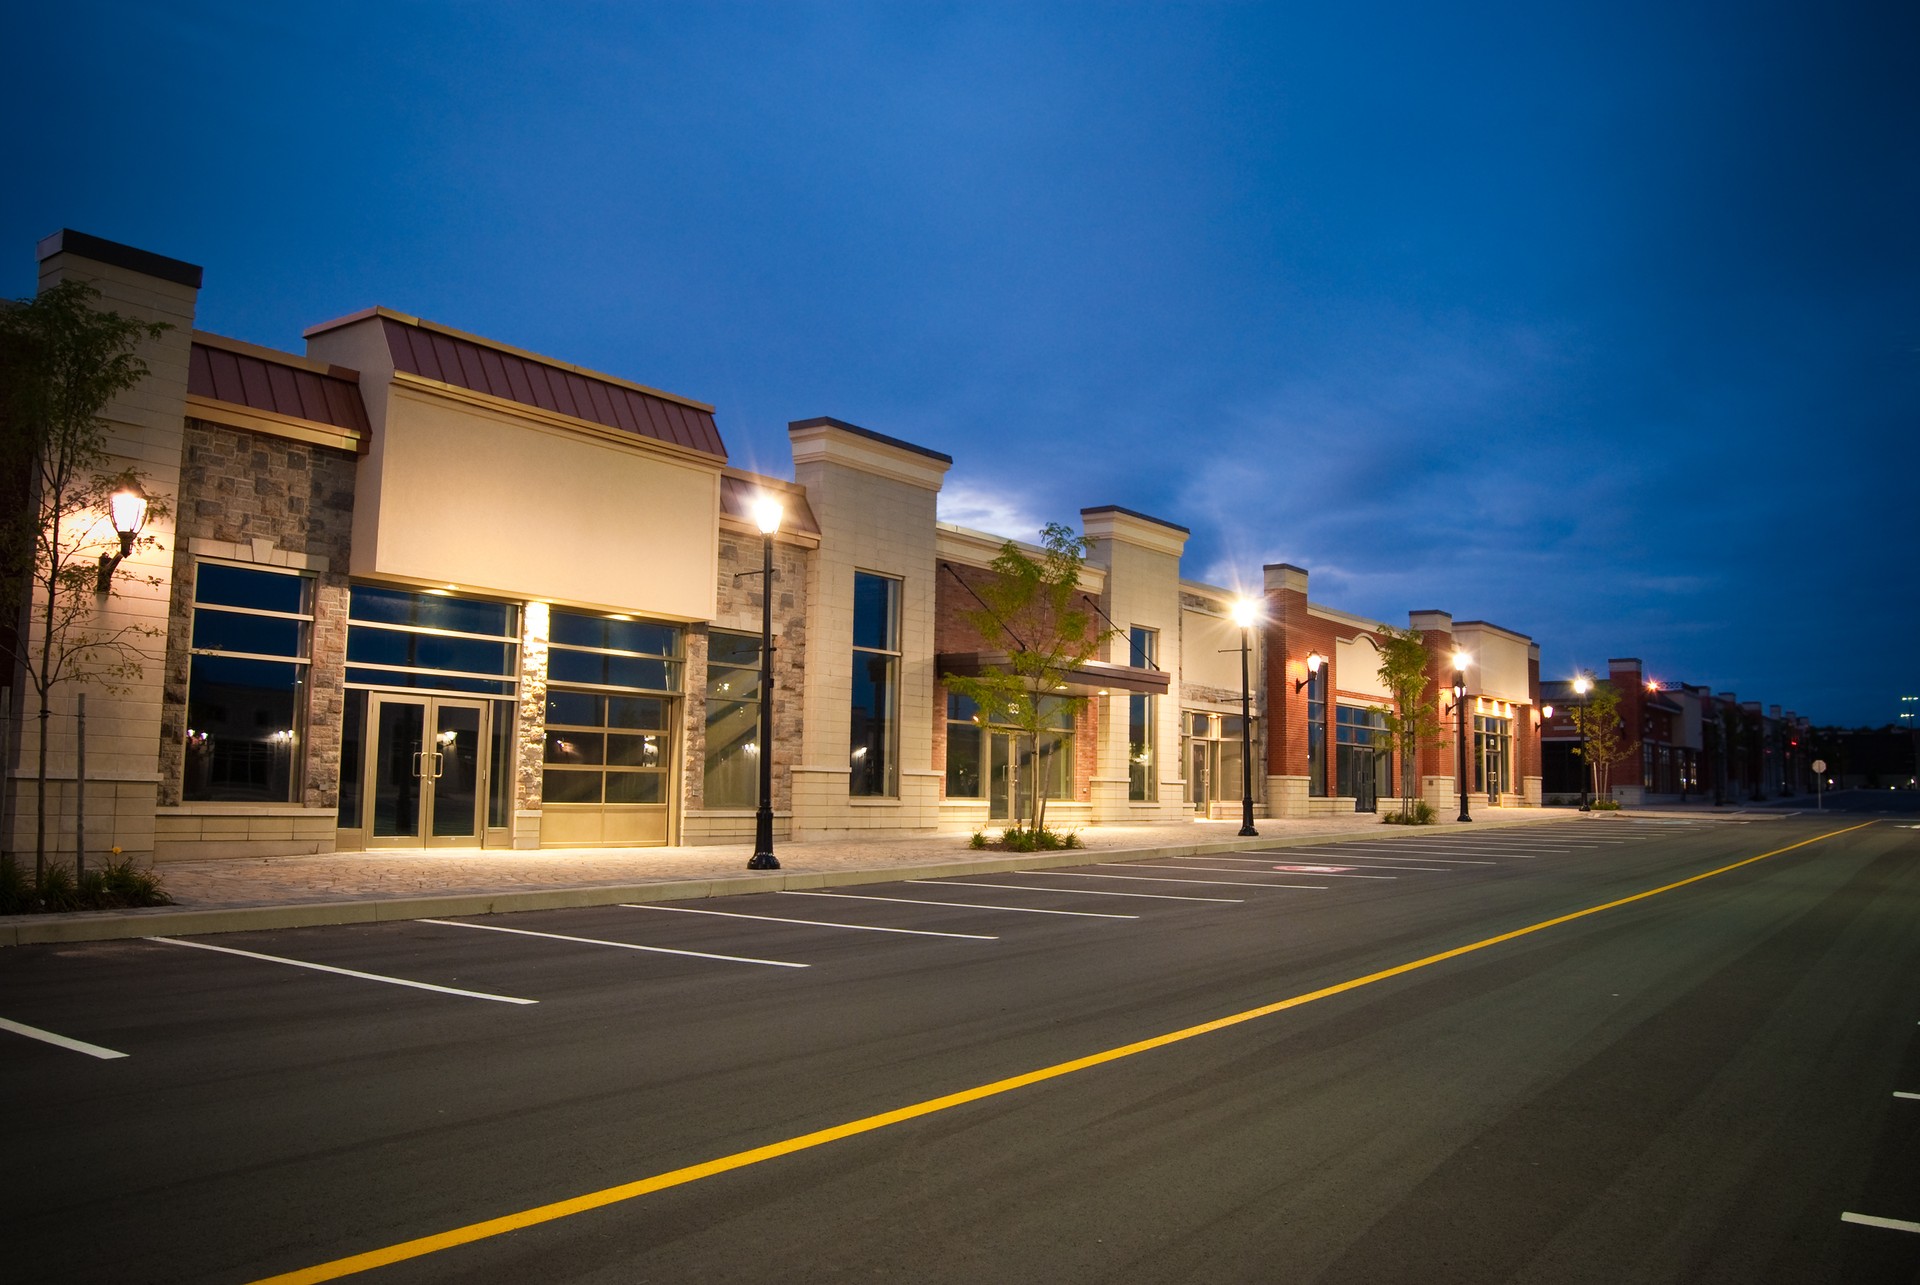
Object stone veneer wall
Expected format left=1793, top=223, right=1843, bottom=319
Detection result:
left=679, top=530, right=810, bottom=842
left=159, top=420, right=356, bottom=810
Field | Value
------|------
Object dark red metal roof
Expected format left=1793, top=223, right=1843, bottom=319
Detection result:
left=720, top=474, right=819, bottom=535
left=378, top=316, right=726, bottom=459
left=188, top=336, right=370, bottom=434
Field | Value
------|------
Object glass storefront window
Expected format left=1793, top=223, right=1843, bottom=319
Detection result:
left=1129, top=627, right=1157, bottom=802
left=1306, top=665, right=1327, bottom=797
left=850, top=573, right=899, bottom=797
left=186, top=563, right=312, bottom=802
left=704, top=631, right=763, bottom=810
left=544, top=609, right=681, bottom=808
left=1335, top=705, right=1391, bottom=808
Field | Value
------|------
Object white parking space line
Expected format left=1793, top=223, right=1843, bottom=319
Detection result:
left=420, top=918, right=808, bottom=967
left=147, top=937, right=538, bottom=1004
left=907, top=879, right=1242, bottom=903
left=1894, top=1091, right=1919, bottom=1100
left=618, top=903, right=996, bottom=940
left=1183, top=854, right=1456, bottom=873
left=1841, top=1212, right=1920, bottom=1233
left=779, top=891, right=1135, bottom=919
left=1023, top=871, right=1327, bottom=891
left=1115, top=862, right=1397, bottom=880
left=0, top=1016, right=129, bottom=1060
left=1284, top=846, right=1496, bottom=865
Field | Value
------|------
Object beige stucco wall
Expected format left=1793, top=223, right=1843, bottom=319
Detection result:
left=1453, top=622, right=1532, bottom=705
left=1334, top=633, right=1393, bottom=701
left=341, top=381, right=720, bottom=618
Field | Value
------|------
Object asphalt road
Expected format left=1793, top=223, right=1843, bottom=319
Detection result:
left=3, top=815, right=1917, bottom=1284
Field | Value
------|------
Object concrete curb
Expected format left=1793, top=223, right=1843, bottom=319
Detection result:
left=0, top=815, right=1570, bottom=947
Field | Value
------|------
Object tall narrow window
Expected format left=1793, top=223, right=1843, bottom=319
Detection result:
left=850, top=572, right=899, bottom=797
left=1474, top=713, right=1512, bottom=798
left=1306, top=663, right=1327, bottom=797
left=946, top=692, right=985, bottom=799
left=186, top=563, right=312, bottom=802
left=1128, top=626, right=1157, bottom=802
left=703, top=630, right=762, bottom=809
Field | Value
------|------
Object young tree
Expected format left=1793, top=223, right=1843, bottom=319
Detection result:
left=0, top=280, right=170, bottom=888
left=942, top=522, right=1114, bottom=836
left=1570, top=682, right=1637, bottom=800
left=1372, top=624, right=1447, bottom=822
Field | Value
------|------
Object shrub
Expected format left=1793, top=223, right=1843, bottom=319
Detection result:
left=1382, top=800, right=1438, bottom=826
left=969, top=829, right=988, bottom=850
left=997, top=826, right=1084, bottom=852
left=1589, top=798, right=1622, bottom=811
left=0, top=853, right=172, bottom=914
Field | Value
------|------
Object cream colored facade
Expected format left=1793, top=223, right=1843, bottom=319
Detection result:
left=3, top=231, right=1547, bottom=870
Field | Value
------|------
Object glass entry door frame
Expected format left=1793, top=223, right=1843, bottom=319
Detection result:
left=364, top=692, right=491, bottom=849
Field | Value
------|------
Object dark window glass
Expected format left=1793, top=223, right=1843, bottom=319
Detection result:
left=346, top=630, right=510, bottom=676
left=542, top=770, right=602, bottom=804
left=337, top=690, right=366, bottom=827
left=607, top=734, right=663, bottom=767
left=850, top=653, right=896, bottom=796
left=192, top=610, right=304, bottom=657
left=546, top=731, right=603, bottom=765
left=187, top=564, right=311, bottom=804
left=1307, top=667, right=1327, bottom=797
left=196, top=562, right=307, bottom=614
left=349, top=586, right=513, bottom=637
left=606, top=772, right=666, bottom=804
left=545, top=690, right=602, bottom=727
left=549, top=650, right=675, bottom=691
left=344, top=668, right=516, bottom=697
left=704, top=632, right=762, bottom=810
left=184, top=656, right=301, bottom=802
left=853, top=573, right=897, bottom=651
left=946, top=720, right=984, bottom=799
left=608, top=696, right=668, bottom=731
left=551, top=611, right=679, bottom=656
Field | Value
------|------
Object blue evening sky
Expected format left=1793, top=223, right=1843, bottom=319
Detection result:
left=6, top=1, right=1915, bottom=726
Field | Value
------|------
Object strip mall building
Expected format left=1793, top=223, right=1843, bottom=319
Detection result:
left=2, top=232, right=1548, bottom=863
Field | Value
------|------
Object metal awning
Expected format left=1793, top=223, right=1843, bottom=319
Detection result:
left=937, top=652, right=1169, bottom=695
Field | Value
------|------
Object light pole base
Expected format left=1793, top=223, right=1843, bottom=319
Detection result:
left=747, top=852, right=780, bottom=870
left=1238, top=823, right=1259, bottom=837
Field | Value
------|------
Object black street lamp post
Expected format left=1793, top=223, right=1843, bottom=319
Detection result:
left=1450, top=651, right=1472, bottom=823
left=747, top=498, right=782, bottom=870
left=1572, top=674, right=1594, bottom=812
left=1231, top=599, right=1259, bottom=837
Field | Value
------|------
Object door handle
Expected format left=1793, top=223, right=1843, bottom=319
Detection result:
left=433, top=751, right=446, bottom=779
left=412, top=751, right=423, bottom=779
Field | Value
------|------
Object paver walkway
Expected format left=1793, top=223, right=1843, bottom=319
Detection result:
left=5, top=804, right=1770, bottom=946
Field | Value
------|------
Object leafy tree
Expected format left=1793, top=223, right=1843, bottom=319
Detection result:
left=942, top=522, right=1113, bottom=836
left=1372, top=624, right=1447, bottom=822
left=1570, top=681, right=1637, bottom=799
left=0, top=280, right=170, bottom=888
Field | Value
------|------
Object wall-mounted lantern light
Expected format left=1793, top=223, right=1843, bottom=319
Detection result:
left=96, top=483, right=148, bottom=592
left=1293, top=651, right=1324, bottom=694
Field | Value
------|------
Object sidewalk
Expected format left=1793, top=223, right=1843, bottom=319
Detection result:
left=0, top=807, right=1647, bottom=947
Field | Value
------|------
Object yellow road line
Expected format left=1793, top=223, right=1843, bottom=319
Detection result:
left=253, top=820, right=1877, bottom=1284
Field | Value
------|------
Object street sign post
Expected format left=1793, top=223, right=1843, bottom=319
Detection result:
left=1812, top=758, right=1827, bottom=809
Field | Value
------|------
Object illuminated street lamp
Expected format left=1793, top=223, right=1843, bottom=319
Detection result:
left=1572, top=674, right=1595, bottom=811
left=747, top=496, right=782, bottom=870
left=1230, top=597, right=1261, bottom=837
left=1447, top=651, right=1472, bottom=822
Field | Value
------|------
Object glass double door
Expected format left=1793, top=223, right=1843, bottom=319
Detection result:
left=366, top=694, right=489, bottom=847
